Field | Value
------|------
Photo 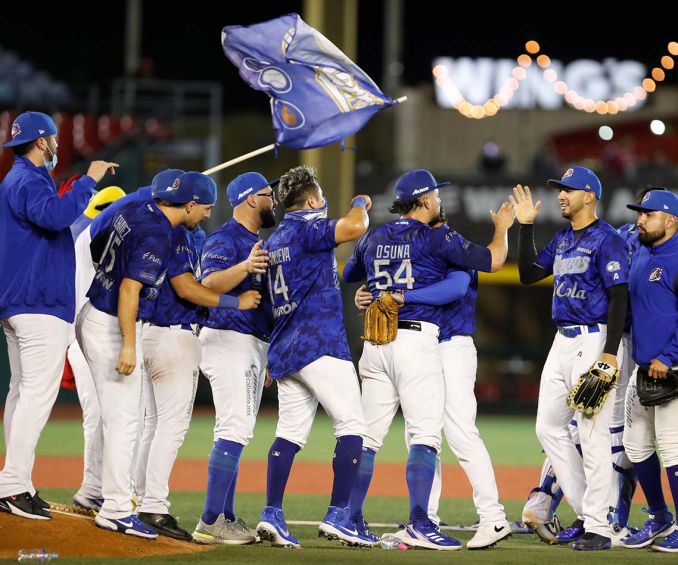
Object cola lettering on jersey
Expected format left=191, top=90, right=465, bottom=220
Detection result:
left=555, top=280, right=587, bottom=299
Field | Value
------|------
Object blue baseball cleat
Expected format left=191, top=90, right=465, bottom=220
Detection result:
left=623, top=509, right=674, bottom=548
left=256, top=506, right=300, bottom=548
left=318, top=506, right=376, bottom=547
left=555, top=518, right=585, bottom=543
left=652, top=529, right=678, bottom=553
left=355, top=517, right=380, bottom=545
left=94, top=513, right=158, bottom=539
left=398, top=518, right=463, bottom=551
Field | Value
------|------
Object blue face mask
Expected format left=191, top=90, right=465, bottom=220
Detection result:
left=43, top=141, right=58, bottom=170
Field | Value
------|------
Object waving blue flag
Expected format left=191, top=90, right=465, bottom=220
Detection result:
left=221, top=13, right=398, bottom=149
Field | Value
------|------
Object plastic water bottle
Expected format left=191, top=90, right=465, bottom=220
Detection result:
left=381, top=535, right=407, bottom=550
left=17, top=549, right=58, bottom=562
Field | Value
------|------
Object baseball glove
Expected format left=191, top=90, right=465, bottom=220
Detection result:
left=566, top=361, right=618, bottom=416
left=637, top=366, right=678, bottom=407
left=361, top=292, right=400, bottom=345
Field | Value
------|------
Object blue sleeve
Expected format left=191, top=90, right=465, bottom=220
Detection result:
left=302, top=218, right=339, bottom=252
left=200, top=233, right=239, bottom=279
left=657, top=326, right=678, bottom=367
left=125, top=231, right=171, bottom=286
left=15, top=175, right=96, bottom=231
left=432, top=229, right=492, bottom=272
left=534, top=237, right=556, bottom=273
left=596, top=234, right=630, bottom=288
left=167, top=228, right=193, bottom=278
left=343, top=234, right=367, bottom=282
left=405, top=270, right=472, bottom=306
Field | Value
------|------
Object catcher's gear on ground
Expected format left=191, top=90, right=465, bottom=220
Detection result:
left=361, top=292, right=400, bottom=345
left=637, top=366, right=678, bottom=407
left=566, top=361, right=618, bottom=416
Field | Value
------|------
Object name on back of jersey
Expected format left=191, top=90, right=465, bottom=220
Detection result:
left=376, top=244, right=410, bottom=260
left=268, top=245, right=298, bottom=318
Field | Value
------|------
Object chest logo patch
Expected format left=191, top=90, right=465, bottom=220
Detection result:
left=649, top=267, right=662, bottom=282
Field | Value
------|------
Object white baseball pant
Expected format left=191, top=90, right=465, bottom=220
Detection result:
left=200, top=328, right=267, bottom=445
left=76, top=302, right=143, bottom=520
left=134, top=324, right=200, bottom=514
left=536, top=325, right=620, bottom=537
left=360, top=322, right=444, bottom=454
left=0, top=314, right=69, bottom=498
left=275, top=356, right=365, bottom=448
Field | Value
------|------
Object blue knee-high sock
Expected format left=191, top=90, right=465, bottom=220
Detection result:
left=222, top=467, right=239, bottom=522
left=611, top=463, right=637, bottom=527
left=329, top=435, right=363, bottom=508
left=406, top=444, right=437, bottom=524
left=266, top=437, right=300, bottom=509
left=633, top=453, right=670, bottom=517
left=202, top=439, right=244, bottom=524
left=665, top=464, right=678, bottom=518
left=349, top=447, right=376, bottom=523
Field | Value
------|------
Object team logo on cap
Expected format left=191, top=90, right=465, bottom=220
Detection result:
left=11, top=122, right=20, bottom=138
left=167, top=177, right=180, bottom=191
left=649, top=267, right=663, bottom=282
left=238, top=187, right=254, bottom=199
left=563, top=168, right=574, bottom=179
left=412, top=186, right=430, bottom=195
left=642, top=193, right=651, bottom=204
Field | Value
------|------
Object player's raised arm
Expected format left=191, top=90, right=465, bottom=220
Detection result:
left=510, top=184, right=551, bottom=284
left=335, top=195, right=371, bottom=244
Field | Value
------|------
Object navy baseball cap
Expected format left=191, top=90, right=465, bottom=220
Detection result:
left=627, top=189, right=678, bottom=216
left=227, top=172, right=277, bottom=207
left=154, top=171, right=217, bottom=205
left=547, top=166, right=602, bottom=200
left=150, top=168, right=185, bottom=198
left=2, top=111, right=57, bottom=148
left=394, top=169, right=450, bottom=201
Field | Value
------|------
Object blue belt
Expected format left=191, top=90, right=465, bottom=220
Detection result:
left=557, top=324, right=601, bottom=338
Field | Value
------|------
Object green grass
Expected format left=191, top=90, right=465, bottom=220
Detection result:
left=0, top=413, right=544, bottom=466
left=0, top=489, right=659, bottom=565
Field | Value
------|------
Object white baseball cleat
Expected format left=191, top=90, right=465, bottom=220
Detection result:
left=522, top=488, right=561, bottom=544
left=467, top=520, right=512, bottom=549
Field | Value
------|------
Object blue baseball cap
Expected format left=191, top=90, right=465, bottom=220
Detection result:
left=154, top=171, right=217, bottom=205
left=227, top=172, right=277, bottom=207
left=627, top=189, right=678, bottom=216
left=150, top=168, right=185, bottom=198
left=547, top=166, right=602, bottom=200
left=2, top=111, right=57, bottom=148
left=394, top=169, right=450, bottom=201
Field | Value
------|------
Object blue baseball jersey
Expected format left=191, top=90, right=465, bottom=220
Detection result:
left=344, top=218, right=491, bottom=327
left=617, top=222, right=641, bottom=333
left=265, top=210, right=347, bottom=380
left=200, top=219, right=273, bottom=342
left=534, top=220, right=629, bottom=326
left=87, top=200, right=172, bottom=318
left=89, top=186, right=152, bottom=239
left=439, top=269, right=478, bottom=340
left=629, top=232, right=678, bottom=367
left=146, top=226, right=204, bottom=326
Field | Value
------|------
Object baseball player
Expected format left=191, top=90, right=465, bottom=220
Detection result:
left=512, top=166, right=630, bottom=551
left=621, top=188, right=678, bottom=551
left=255, top=165, right=370, bottom=548
left=70, top=169, right=184, bottom=511
left=0, top=111, right=117, bottom=520
left=134, top=172, right=262, bottom=541
left=344, top=169, right=514, bottom=550
left=76, top=173, right=212, bottom=538
left=192, top=172, right=277, bottom=545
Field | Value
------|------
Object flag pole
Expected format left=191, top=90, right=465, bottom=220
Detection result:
left=201, top=97, right=406, bottom=176
left=201, top=143, right=276, bottom=176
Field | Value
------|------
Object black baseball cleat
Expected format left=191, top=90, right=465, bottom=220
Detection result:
left=0, top=492, right=51, bottom=520
left=32, top=491, right=50, bottom=511
left=573, top=532, right=612, bottom=551
left=137, top=512, right=192, bottom=541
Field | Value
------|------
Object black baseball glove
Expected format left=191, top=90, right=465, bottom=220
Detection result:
left=637, top=366, right=678, bottom=407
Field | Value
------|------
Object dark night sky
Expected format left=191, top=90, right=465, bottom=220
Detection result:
left=1, top=2, right=676, bottom=109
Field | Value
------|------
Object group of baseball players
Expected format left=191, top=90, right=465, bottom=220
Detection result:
left=1, top=110, right=677, bottom=553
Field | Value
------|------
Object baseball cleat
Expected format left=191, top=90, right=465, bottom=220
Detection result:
left=318, top=506, right=376, bottom=547
left=622, top=509, right=674, bottom=548
left=522, top=487, right=561, bottom=544
left=73, top=493, right=104, bottom=511
left=555, top=518, right=585, bottom=543
left=573, top=532, right=612, bottom=551
left=31, top=491, right=49, bottom=511
left=354, top=517, right=380, bottom=545
left=95, top=513, right=158, bottom=539
left=466, top=520, right=512, bottom=549
left=137, top=512, right=192, bottom=541
left=652, top=529, right=678, bottom=552
left=256, top=506, right=300, bottom=548
left=396, top=518, right=463, bottom=551
left=192, top=514, right=257, bottom=545
left=0, top=492, right=50, bottom=520
left=609, top=524, right=638, bottom=547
